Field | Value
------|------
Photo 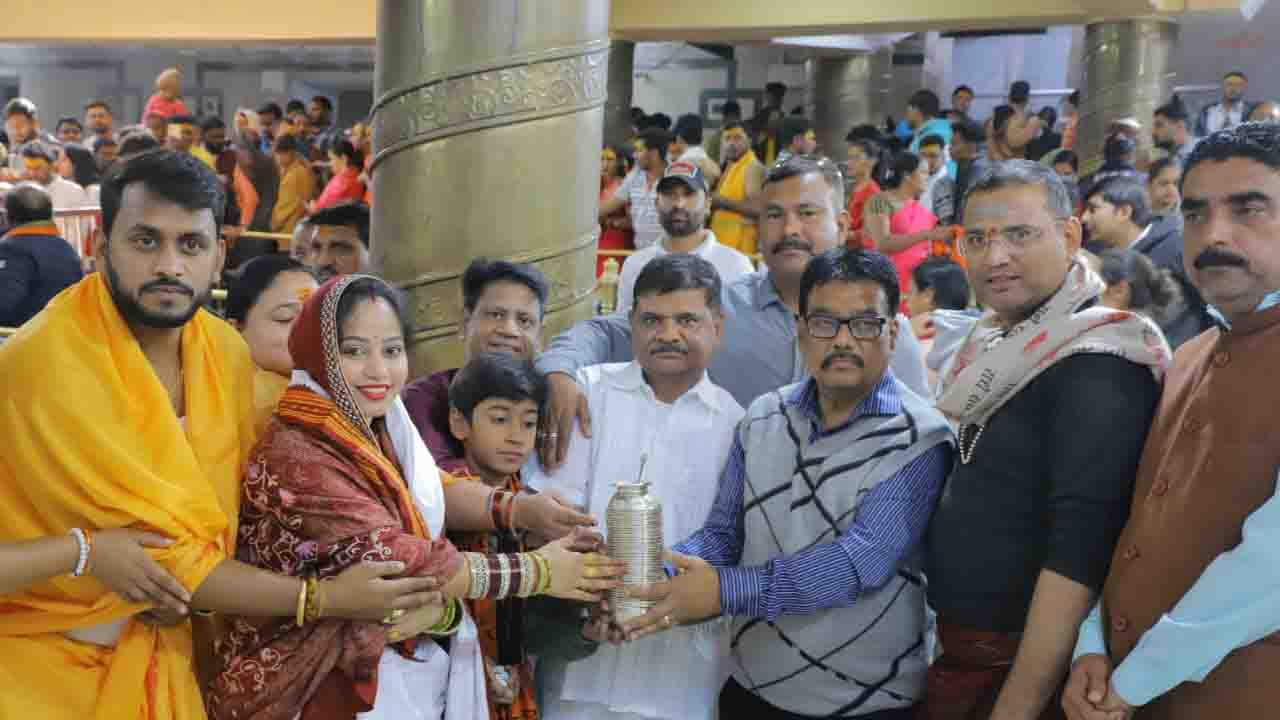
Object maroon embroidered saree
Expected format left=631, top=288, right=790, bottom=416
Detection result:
left=205, top=275, right=464, bottom=720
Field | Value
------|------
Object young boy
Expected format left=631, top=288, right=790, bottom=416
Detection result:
left=447, top=351, right=548, bottom=720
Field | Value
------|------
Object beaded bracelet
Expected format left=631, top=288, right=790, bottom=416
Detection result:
left=68, top=528, right=90, bottom=577
left=490, top=490, right=514, bottom=532
left=82, top=529, right=95, bottom=576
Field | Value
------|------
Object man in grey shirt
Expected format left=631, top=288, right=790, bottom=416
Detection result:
left=538, top=156, right=930, bottom=466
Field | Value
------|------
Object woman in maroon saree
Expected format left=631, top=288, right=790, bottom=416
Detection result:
left=207, top=275, right=622, bottom=720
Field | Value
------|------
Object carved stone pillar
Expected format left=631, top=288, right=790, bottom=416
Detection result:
left=806, top=49, right=893, bottom=164
left=1078, top=18, right=1177, bottom=175
left=604, top=40, right=636, bottom=148
left=370, top=0, right=610, bottom=374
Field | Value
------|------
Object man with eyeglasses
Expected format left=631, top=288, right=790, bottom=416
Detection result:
left=609, top=247, right=952, bottom=720
left=922, top=161, right=1169, bottom=720
left=537, top=156, right=931, bottom=469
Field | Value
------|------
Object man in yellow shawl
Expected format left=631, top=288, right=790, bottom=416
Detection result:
left=0, top=149, right=443, bottom=720
left=710, top=121, right=765, bottom=255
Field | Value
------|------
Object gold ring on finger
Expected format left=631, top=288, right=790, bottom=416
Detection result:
left=382, top=608, right=405, bottom=625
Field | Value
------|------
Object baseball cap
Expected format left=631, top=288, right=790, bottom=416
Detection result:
left=1111, top=116, right=1143, bottom=131
left=657, top=160, right=707, bottom=193
left=1010, top=81, right=1031, bottom=102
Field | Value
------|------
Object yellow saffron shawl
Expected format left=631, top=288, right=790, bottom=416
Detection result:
left=0, top=272, right=262, bottom=720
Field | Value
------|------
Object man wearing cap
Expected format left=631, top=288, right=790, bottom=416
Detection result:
left=600, top=127, right=672, bottom=251
left=616, top=160, right=755, bottom=315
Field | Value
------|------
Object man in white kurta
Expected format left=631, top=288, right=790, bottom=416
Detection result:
left=530, top=253, right=744, bottom=720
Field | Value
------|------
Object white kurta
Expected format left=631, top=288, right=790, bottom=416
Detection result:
left=528, top=362, right=745, bottom=720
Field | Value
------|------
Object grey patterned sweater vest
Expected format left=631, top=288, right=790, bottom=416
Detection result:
left=730, top=379, right=953, bottom=717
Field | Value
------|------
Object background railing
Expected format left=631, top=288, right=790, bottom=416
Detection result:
left=1, top=242, right=766, bottom=341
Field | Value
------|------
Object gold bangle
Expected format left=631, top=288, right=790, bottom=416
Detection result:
left=303, top=576, right=322, bottom=624
left=428, top=598, right=462, bottom=636
left=294, top=578, right=307, bottom=627
left=533, top=551, right=552, bottom=595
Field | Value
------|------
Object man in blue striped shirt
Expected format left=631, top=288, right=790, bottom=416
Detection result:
left=622, top=247, right=954, bottom=720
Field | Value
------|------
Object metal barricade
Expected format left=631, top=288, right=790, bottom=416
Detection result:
left=53, top=206, right=102, bottom=259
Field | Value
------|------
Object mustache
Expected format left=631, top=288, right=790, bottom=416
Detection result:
left=1194, top=247, right=1248, bottom=270
left=140, top=279, right=194, bottom=296
left=822, top=352, right=864, bottom=369
left=649, top=342, right=688, bottom=355
left=773, top=237, right=813, bottom=254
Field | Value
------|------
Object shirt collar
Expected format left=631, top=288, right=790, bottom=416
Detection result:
left=659, top=229, right=717, bottom=256
left=602, top=361, right=725, bottom=413
left=1129, top=223, right=1153, bottom=249
left=1207, top=290, right=1280, bottom=330
left=752, top=273, right=788, bottom=312
left=786, top=370, right=903, bottom=434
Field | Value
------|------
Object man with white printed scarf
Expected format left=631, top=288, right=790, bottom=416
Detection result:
left=922, top=160, right=1169, bottom=720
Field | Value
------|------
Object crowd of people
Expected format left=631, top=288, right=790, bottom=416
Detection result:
left=0, top=59, right=1277, bottom=720
left=0, top=67, right=369, bottom=252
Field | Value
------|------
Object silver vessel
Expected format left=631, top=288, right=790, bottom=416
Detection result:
left=606, top=480, right=665, bottom=623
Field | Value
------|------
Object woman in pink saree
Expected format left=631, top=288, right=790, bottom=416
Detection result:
left=864, top=151, right=952, bottom=297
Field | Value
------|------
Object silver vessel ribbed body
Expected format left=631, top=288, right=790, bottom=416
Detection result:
left=606, top=481, right=665, bottom=623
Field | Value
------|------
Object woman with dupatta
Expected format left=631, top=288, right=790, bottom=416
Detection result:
left=207, top=275, right=624, bottom=720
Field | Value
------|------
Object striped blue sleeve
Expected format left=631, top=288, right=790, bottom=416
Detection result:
left=718, top=443, right=951, bottom=621
left=672, top=435, right=746, bottom=568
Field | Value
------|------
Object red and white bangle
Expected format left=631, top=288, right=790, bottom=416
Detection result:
left=68, top=528, right=91, bottom=577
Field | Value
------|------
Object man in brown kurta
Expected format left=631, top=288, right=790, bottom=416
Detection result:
left=1063, top=124, right=1280, bottom=720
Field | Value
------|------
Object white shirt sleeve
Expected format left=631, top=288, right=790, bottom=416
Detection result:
left=1109, top=473, right=1280, bottom=707
left=526, top=372, right=597, bottom=509
left=615, top=252, right=643, bottom=316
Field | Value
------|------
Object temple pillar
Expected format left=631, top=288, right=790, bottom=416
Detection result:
left=1077, top=18, right=1177, bottom=175
left=806, top=49, right=893, bottom=163
left=603, top=40, right=636, bottom=148
left=370, top=0, right=610, bottom=375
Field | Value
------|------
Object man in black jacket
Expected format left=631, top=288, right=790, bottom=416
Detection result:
left=0, top=185, right=83, bottom=327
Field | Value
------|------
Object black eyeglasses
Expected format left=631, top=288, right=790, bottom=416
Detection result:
left=804, top=314, right=888, bottom=340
